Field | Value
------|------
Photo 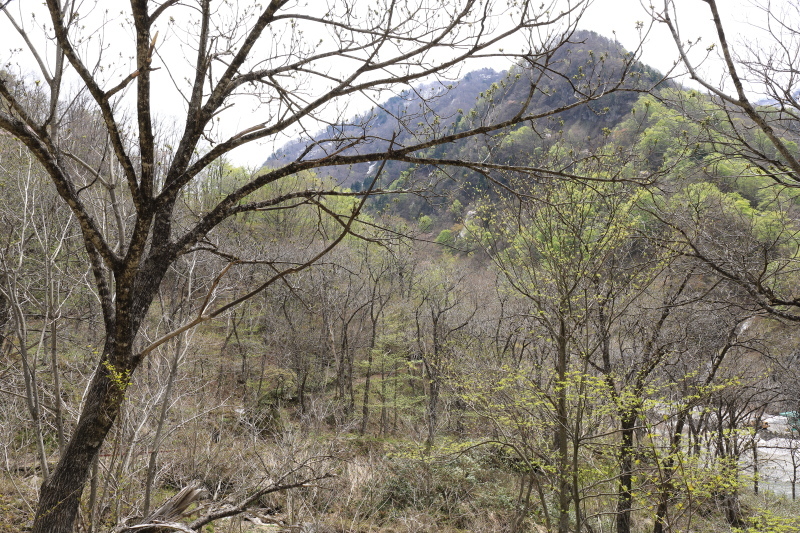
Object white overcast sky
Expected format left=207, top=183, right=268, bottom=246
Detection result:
left=581, top=0, right=762, bottom=80
left=0, top=0, right=782, bottom=167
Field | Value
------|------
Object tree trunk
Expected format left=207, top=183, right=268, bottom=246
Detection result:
left=753, top=442, right=759, bottom=495
left=424, top=359, right=439, bottom=452
left=32, top=346, right=124, bottom=533
left=33, top=246, right=168, bottom=532
left=653, top=412, right=686, bottom=533
left=360, top=347, right=373, bottom=434
left=360, top=319, right=377, bottom=434
left=87, top=455, right=99, bottom=533
left=50, top=316, right=66, bottom=455
left=555, top=322, right=570, bottom=533
left=716, top=404, right=743, bottom=528
left=616, top=416, right=636, bottom=533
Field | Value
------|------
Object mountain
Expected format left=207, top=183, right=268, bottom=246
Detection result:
left=263, top=67, right=505, bottom=185
left=263, top=31, right=667, bottom=194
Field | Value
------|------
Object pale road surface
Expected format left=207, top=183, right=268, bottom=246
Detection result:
left=756, top=435, right=799, bottom=497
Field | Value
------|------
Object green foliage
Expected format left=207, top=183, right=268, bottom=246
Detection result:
left=435, top=228, right=455, bottom=247
left=668, top=181, right=796, bottom=246
left=734, top=512, right=800, bottom=533
left=616, top=94, right=705, bottom=171
left=448, top=199, right=464, bottom=221
left=418, top=215, right=433, bottom=233
left=498, top=180, right=644, bottom=292
left=103, top=360, right=131, bottom=393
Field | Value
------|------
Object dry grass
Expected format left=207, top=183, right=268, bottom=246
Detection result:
left=0, top=473, right=35, bottom=532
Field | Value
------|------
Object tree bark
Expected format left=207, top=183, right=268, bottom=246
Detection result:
left=616, top=415, right=636, bottom=533
left=653, top=412, right=686, bottom=533
left=556, top=320, right=571, bottom=533
left=33, top=345, right=121, bottom=533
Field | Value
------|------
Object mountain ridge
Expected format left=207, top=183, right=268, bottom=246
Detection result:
left=263, top=30, right=667, bottom=189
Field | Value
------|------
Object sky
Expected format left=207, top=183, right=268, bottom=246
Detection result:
left=0, top=0, right=782, bottom=167
left=581, top=0, right=765, bottom=83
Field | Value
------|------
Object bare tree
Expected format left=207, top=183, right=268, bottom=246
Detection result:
left=654, top=0, right=800, bottom=176
left=651, top=0, right=800, bottom=319
left=0, top=139, right=86, bottom=484
left=414, top=259, right=477, bottom=450
left=0, top=0, right=651, bottom=530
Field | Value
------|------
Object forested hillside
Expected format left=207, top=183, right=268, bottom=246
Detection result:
left=2, top=1, right=800, bottom=533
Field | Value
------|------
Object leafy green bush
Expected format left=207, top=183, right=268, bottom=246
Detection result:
left=435, top=229, right=455, bottom=247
